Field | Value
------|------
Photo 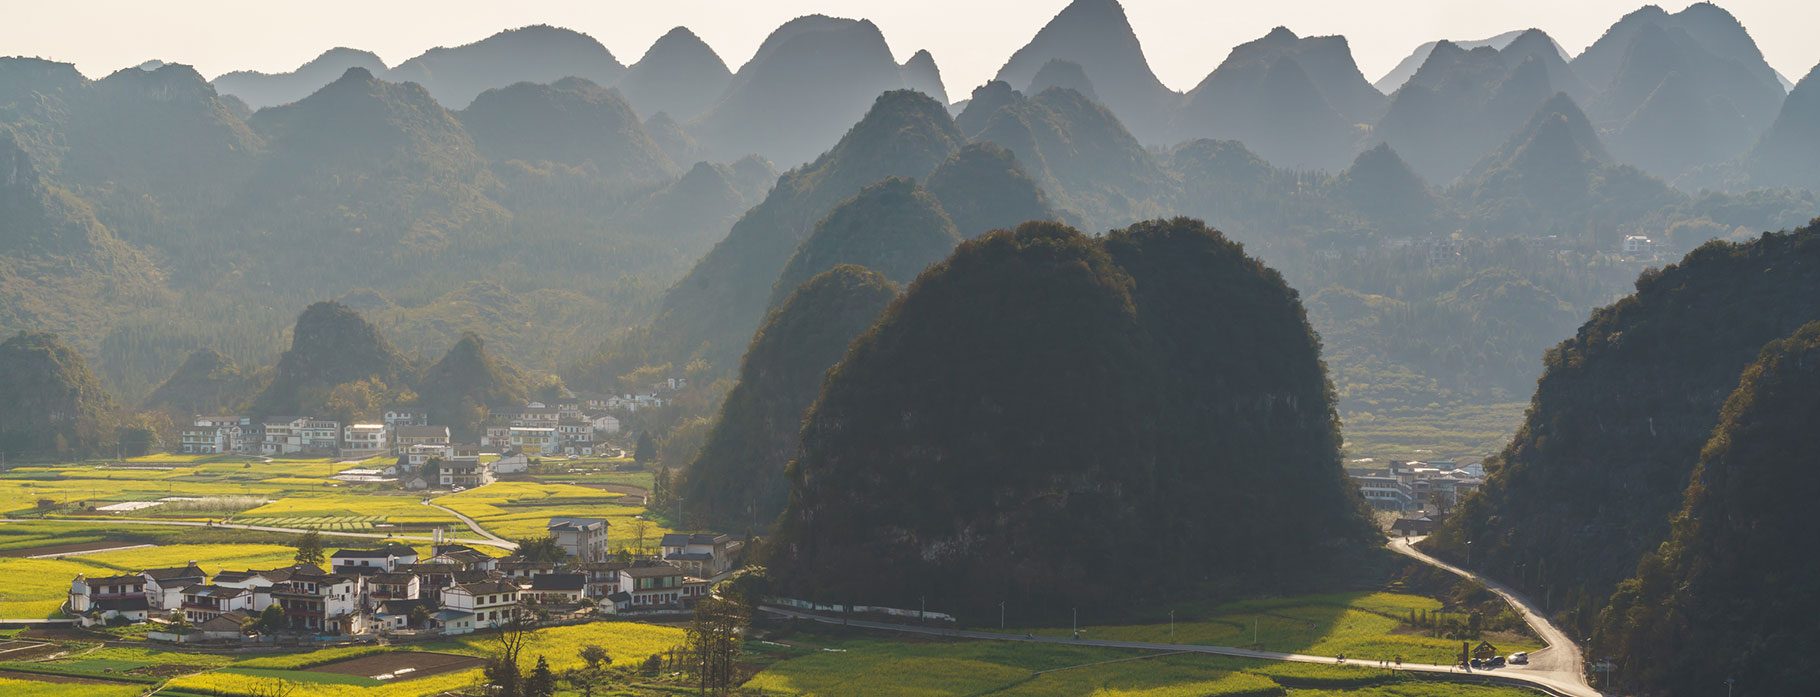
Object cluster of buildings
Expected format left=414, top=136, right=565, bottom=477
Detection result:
left=67, top=518, right=745, bottom=641
left=176, top=398, right=644, bottom=464
left=1347, top=459, right=1485, bottom=513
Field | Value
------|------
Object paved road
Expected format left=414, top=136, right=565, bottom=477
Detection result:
left=760, top=606, right=1597, bottom=697
left=421, top=499, right=514, bottom=547
left=1388, top=536, right=1589, bottom=690
left=47, top=517, right=516, bottom=550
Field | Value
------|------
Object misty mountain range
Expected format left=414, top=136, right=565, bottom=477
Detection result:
left=187, top=0, right=1815, bottom=188
left=1, top=0, right=1817, bottom=460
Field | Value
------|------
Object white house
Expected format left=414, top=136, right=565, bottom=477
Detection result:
left=590, top=414, right=622, bottom=435
left=660, top=533, right=740, bottom=577
left=329, top=543, right=419, bottom=574
left=509, top=427, right=559, bottom=455
left=439, top=457, right=495, bottom=488
left=383, top=409, right=427, bottom=427
left=342, top=423, right=388, bottom=457
left=181, top=585, right=256, bottom=624
left=395, top=425, right=451, bottom=453
left=439, top=580, right=520, bottom=633
left=548, top=517, right=610, bottom=562
left=180, top=416, right=246, bottom=454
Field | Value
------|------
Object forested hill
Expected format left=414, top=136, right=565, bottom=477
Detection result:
left=768, top=219, right=1375, bottom=618
left=1591, top=321, right=1820, bottom=696
left=680, top=265, right=899, bottom=532
left=251, top=301, right=413, bottom=418
left=1424, top=222, right=1820, bottom=633
left=0, top=331, right=116, bottom=457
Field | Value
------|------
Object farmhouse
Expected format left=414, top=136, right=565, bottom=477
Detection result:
left=395, top=425, right=451, bottom=452
left=341, top=423, right=389, bottom=457
left=438, top=579, right=521, bottom=633
left=439, top=456, right=495, bottom=488
left=660, top=532, right=741, bottom=577
left=330, top=543, right=419, bottom=573
left=548, top=516, right=610, bottom=562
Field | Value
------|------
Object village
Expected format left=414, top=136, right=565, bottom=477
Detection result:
left=66, top=523, right=744, bottom=643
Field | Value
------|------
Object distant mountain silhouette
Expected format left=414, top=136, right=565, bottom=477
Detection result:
left=240, top=68, right=505, bottom=286
left=1028, top=59, right=1099, bottom=103
left=615, top=27, right=731, bottom=122
left=900, top=49, right=949, bottom=104
left=645, top=90, right=963, bottom=373
left=1741, top=62, right=1820, bottom=190
left=994, top=0, right=1180, bottom=143
left=1334, top=143, right=1440, bottom=231
left=690, top=15, right=917, bottom=167
left=212, top=47, right=388, bottom=109
left=459, top=77, right=676, bottom=181
left=967, top=86, right=1168, bottom=228
left=643, top=112, right=706, bottom=165
left=768, top=176, right=960, bottom=309
left=1575, top=3, right=1784, bottom=178
left=387, top=25, right=625, bottom=109
left=1175, top=27, right=1385, bottom=170
left=923, top=142, right=1060, bottom=237
left=1374, top=30, right=1568, bottom=94
left=1374, top=40, right=1568, bottom=183
left=1455, top=93, right=1681, bottom=236
left=143, top=347, right=248, bottom=415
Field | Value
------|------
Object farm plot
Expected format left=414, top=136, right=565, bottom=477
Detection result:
left=433, top=482, right=667, bottom=547
left=307, top=651, right=484, bottom=681
left=234, top=515, right=387, bottom=531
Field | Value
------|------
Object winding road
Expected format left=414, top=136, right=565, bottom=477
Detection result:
left=1388, top=536, right=1587, bottom=689
left=760, top=537, right=1600, bottom=697
left=421, top=499, right=514, bottom=547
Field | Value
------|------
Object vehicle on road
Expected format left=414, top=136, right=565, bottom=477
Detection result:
left=1509, top=652, right=1529, bottom=665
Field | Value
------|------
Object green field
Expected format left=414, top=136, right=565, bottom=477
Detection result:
left=0, top=542, right=298, bottom=618
left=1015, top=592, right=1541, bottom=665
left=744, top=630, right=1539, bottom=697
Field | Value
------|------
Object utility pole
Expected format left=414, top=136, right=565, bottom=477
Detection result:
left=1072, top=608, right=1078, bottom=640
left=1726, top=677, right=1735, bottom=697
left=999, top=601, right=1005, bottom=630
left=1169, top=610, right=1175, bottom=643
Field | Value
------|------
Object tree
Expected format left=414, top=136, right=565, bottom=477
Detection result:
left=631, top=519, right=650, bottom=555
left=635, top=431, right=656, bottom=465
left=563, top=645, right=614, bottom=697
left=525, top=656, right=557, bottom=697
left=686, top=596, right=748, bottom=695
left=483, top=657, right=522, bottom=697
left=247, top=678, right=300, bottom=697
left=293, top=530, right=324, bottom=565
left=250, top=604, right=286, bottom=633
left=515, top=535, right=565, bottom=563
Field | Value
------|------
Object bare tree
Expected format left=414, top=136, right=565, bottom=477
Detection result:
left=686, top=597, right=748, bottom=695
left=248, top=678, right=300, bottom=697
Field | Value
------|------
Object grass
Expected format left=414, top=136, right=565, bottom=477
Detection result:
left=161, top=621, right=687, bottom=696
left=0, top=675, right=149, bottom=696
left=742, top=631, right=1536, bottom=697
left=1015, top=592, right=1542, bottom=665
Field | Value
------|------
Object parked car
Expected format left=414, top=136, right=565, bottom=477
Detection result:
left=1486, top=656, right=1506, bottom=668
left=1508, top=652, right=1529, bottom=665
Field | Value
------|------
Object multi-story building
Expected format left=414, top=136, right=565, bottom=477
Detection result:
left=179, top=416, right=246, bottom=454
left=439, top=580, right=521, bottom=633
left=299, top=419, right=341, bottom=453
left=547, top=517, right=610, bottom=562
left=508, top=427, right=559, bottom=455
left=271, top=569, right=363, bottom=634
left=329, top=543, right=418, bottom=574
left=394, top=425, right=451, bottom=453
left=511, top=405, right=562, bottom=428
left=660, top=533, right=741, bottom=577
left=590, top=414, right=622, bottom=435
left=66, top=574, right=151, bottom=624
left=383, top=409, right=427, bottom=427
left=439, top=457, right=495, bottom=488
left=181, top=585, right=256, bottom=624
left=405, top=443, right=453, bottom=468
left=555, top=419, right=594, bottom=446
left=342, top=423, right=388, bottom=457
left=614, top=563, right=687, bottom=609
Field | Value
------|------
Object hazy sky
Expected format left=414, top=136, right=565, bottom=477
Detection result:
left=6, top=1, right=1816, bottom=95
